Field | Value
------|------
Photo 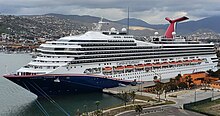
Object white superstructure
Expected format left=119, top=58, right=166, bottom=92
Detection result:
left=16, top=28, right=218, bottom=82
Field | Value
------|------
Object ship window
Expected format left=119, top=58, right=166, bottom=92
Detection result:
left=145, top=60, right=151, bottom=62
left=154, top=59, right=159, bottom=62
left=161, top=59, right=167, bottom=61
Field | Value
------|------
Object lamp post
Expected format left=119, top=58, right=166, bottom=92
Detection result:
left=194, top=90, right=197, bottom=103
left=140, top=76, right=142, bottom=95
left=212, top=89, right=214, bottom=99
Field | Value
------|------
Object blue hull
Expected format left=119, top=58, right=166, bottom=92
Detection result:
left=5, top=75, right=130, bottom=96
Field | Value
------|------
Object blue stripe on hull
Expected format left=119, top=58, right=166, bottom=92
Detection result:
left=6, top=75, right=130, bottom=96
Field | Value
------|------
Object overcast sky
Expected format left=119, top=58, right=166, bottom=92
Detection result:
left=0, top=0, right=220, bottom=24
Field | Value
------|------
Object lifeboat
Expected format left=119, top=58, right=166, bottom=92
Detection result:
left=169, top=61, right=177, bottom=65
left=114, top=66, right=124, bottom=71
left=153, top=62, right=161, bottom=67
left=125, top=65, right=134, bottom=70
left=102, top=67, right=112, bottom=72
left=191, top=59, right=202, bottom=64
left=176, top=61, right=182, bottom=65
left=192, top=59, right=202, bottom=63
left=183, top=60, right=191, bottom=64
left=144, top=63, right=153, bottom=67
left=135, top=64, right=145, bottom=69
left=161, top=62, right=169, bottom=66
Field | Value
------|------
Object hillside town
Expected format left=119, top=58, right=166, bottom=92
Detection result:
left=0, top=15, right=89, bottom=53
left=1, top=14, right=220, bottom=53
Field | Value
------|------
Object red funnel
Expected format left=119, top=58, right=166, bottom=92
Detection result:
left=164, top=16, right=189, bottom=38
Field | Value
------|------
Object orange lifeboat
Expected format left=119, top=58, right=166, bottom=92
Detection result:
left=125, top=65, right=134, bottom=70
left=135, top=64, right=144, bottom=69
left=153, top=62, right=161, bottom=67
left=176, top=60, right=182, bottom=65
left=103, top=67, right=112, bottom=72
left=144, top=63, right=153, bottom=67
left=191, top=59, right=202, bottom=63
left=169, top=61, right=177, bottom=65
left=114, top=66, right=124, bottom=71
left=183, top=60, right=191, bottom=64
left=161, top=62, right=169, bottom=66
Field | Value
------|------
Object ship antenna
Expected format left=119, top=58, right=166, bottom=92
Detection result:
left=127, top=7, right=130, bottom=34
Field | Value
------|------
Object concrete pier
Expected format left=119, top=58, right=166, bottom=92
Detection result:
left=103, top=79, right=169, bottom=94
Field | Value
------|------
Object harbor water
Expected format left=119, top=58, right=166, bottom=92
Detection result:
left=0, top=53, right=123, bottom=115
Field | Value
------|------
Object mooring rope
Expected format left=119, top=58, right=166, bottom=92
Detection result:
left=27, top=81, right=70, bottom=116
left=22, top=82, right=50, bottom=116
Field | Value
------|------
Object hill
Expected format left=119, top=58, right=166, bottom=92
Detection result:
left=116, top=16, right=220, bottom=34
left=0, top=13, right=220, bottom=38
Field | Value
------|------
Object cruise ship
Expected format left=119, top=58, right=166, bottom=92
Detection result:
left=4, top=16, right=218, bottom=95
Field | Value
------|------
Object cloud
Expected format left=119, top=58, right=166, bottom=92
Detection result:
left=0, top=0, right=220, bottom=24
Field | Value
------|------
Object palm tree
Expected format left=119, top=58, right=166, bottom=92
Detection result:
left=203, top=77, right=211, bottom=91
left=207, top=69, right=214, bottom=77
left=185, top=75, right=193, bottom=88
left=135, top=105, right=143, bottom=116
left=178, top=82, right=188, bottom=89
left=95, top=101, right=100, bottom=111
left=155, top=82, right=164, bottom=102
left=175, top=74, right=182, bottom=82
left=163, top=84, right=171, bottom=100
left=130, top=91, right=136, bottom=104
left=122, top=92, right=129, bottom=106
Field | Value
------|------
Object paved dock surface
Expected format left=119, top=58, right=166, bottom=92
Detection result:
left=103, top=79, right=220, bottom=116
left=103, top=79, right=169, bottom=94
left=116, top=106, right=205, bottom=116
